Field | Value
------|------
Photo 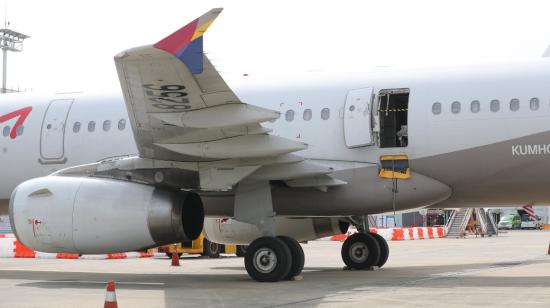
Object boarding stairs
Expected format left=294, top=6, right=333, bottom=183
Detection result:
left=445, top=208, right=498, bottom=238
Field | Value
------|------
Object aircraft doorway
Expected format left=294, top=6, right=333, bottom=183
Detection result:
left=378, top=89, right=409, bottom=148
left=39, top=99, right=74, bottom=164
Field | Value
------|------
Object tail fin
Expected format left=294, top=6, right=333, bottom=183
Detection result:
left=154, top=8, right=223, bottom=74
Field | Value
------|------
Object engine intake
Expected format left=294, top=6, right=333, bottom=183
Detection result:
left=10, top=176, right=203, bottom=254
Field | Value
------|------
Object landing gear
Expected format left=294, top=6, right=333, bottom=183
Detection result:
left=244, top=236, right=305, bottom=282
left=369, top=232, right=389, bottom=268
left=236, top=245, right=247, bottom=257
left=341, top=233, right=382, bottom=270
left=277, top=236, right=305, bottom=280
left=245, top=236, right=292, bottom=282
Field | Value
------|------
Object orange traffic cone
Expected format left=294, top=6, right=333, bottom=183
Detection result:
left=104, top=280, right=118, bottom=308
left=171, top=244, right=180, bottom=266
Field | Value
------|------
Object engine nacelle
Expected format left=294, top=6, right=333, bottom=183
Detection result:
left=204, top=217, right=349, bottom=245
left=9, top=176, right=203, bottom=254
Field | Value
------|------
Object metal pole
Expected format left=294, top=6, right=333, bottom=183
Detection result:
left=2, top=47, right=6, bottom=93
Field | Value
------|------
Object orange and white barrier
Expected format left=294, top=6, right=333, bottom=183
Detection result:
left=0, top=235, right=155, bottom=259
left=330, top=226, right=446, bottom=241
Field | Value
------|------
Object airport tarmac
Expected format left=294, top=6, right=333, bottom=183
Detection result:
left=0, top=230, right=549, bottom=307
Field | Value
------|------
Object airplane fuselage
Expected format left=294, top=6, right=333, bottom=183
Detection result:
left=2, top=59, right=550, bottom=215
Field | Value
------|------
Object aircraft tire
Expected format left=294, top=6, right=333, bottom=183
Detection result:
left=236, top=245, right=247, bottom=257
left=341, top=233, right=381, bottom=270
left=277, top=236, right=305, bottom=280
left=369, top=232, right=389, bottom=268
left=202, top=238, right=221, bottom=258
left=245, top=236, right=292, bottom=282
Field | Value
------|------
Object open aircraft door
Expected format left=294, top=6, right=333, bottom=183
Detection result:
left=39, top=99, right=73, bottom=164
left=344, top=87, right=374, bottom=148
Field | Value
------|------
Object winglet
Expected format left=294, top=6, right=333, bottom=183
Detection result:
left=153, top=8, right=223, bottom=74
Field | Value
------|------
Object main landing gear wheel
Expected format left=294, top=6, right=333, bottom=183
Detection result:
left=341, top=233, right=381, bottom=270
left=369, top=232, right=389, bottom=268
left=245, top=236, right=292, bottom=282
left=277, top=236, right=305, bottom=280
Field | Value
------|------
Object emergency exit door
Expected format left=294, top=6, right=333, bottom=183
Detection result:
left=344, top=88, right=373, bottom=147
left=39, top=99, right=73, bottom=164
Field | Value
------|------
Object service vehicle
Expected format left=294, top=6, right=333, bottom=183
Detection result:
left=498, top=214, right=521, bottom=230
left=154, top=232, right=247, bottom=258
left=520, top=214, right=540, bottom=230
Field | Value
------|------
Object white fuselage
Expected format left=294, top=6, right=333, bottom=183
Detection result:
left=2, top=58, right=550, bottom=210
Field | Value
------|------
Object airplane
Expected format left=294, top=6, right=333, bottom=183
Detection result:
left=2, top=7, right=550, bottom=282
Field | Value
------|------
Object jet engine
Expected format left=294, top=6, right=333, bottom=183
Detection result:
left=204, top=217, right=349, bottom=245
left=9, top=176, right=203, bottom=254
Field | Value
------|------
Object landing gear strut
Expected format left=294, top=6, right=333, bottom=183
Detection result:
left=244, top=236, right=305, bottom=282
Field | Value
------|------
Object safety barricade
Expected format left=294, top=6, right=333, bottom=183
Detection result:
left=0, top=236, right=156, bottom=259
left=330, top=227, right=446, bottom=241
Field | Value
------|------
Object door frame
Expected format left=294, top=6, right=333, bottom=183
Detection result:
left=38, top=99, right=74, bottom=165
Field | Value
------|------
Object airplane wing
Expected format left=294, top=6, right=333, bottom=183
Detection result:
left=108, top=8, right=340, bottom=190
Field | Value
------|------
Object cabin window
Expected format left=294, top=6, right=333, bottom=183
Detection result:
left=470, top=100, right=480, bottom=113
left=530, top=97, right=540, bottom=111
left=490, top=99, right=500, bottom=112
left=378, top=89, right=409, bottom=148
left=118, top=119, right=126, bottom=130
left=321, top=108, right=330, bottom=120
left=451, top=101, right=461, bottom=114
left=303, top=109, right=312, bottom=121
left=16, top=126, right=24, bottom=136
left=285, top=110, right=295, bottom=122
left=432, top=102, right=441, bottom=115
left=510, top=99, right=520, bottom=112
left=88, top=121, right=96, bottom=132
left=103, top=120, right=111, bottom=131
left=2, top=126, right=9, bottom=137
left=73, top=122, right=81, bottom=133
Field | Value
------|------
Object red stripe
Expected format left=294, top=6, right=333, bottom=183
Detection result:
left=107, top=253, right=127, bottom=259
left=407, top=228, right=415, bottom=240
left=417, top=228, right=424, bottom=239
left=437, top=227, right=444, bottom=237
left=391, top=228, right=404, bottom=241
left=427, top=228, right=435, bottom=239
left=56, top=253, right=79, bottom=259
left=14, top=241, right=35, bottom=258
left=0, top=106, right=32, bottom=139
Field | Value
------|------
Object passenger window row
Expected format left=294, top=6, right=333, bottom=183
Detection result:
left=73, top=119, right=126, bottom=133
left=1, top=125, right=24, bottom=137
left=284, top=108, right=331, bottom=122
left=433, top=97, right=542, bottom=115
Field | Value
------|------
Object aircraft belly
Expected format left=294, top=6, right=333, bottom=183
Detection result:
left=413, top=129, right=550, bottom=206
left=201, top=166, right=451, bottom=217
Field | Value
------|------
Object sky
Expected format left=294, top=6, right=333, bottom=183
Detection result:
left=3, top=0, right=550, bottom=93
